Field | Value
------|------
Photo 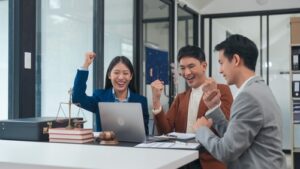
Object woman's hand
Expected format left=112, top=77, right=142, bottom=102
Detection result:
left=82, top=51, right=96, bottom=69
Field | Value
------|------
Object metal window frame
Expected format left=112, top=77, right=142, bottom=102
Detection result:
left=201, top=8, right=300, bottom=77
left=9, top=0, right=36, bottom=119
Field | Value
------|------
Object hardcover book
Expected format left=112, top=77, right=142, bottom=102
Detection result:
left=48, top=128, right=93, bottom=135
left=49, top=138, right=94, bottom=144
left=49, top=133, right=94, bottom=140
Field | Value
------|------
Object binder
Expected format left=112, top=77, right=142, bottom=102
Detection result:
left=293, top=81, right=300, bottom=97
left=293, top=54, right=299, bottom=70
left=292, top=47, right=300, bottom=70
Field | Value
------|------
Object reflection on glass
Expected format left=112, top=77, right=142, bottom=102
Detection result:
left=36, top=0, right=93, bottom=128
left=0, top=0, right=8, bottom=120
left=144, top=0, right=170, bottom=113
left=260, top=16, right=267, bottom=81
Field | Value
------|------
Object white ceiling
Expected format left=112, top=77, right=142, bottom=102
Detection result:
left=183, top=0, right=300, bottom=14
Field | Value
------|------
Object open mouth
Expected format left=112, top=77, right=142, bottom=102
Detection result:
left=116, top=81, right=126, bottom=87
left=185, top=75, right=195, bottom=81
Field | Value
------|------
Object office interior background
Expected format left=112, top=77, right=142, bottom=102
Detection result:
left=1, top=0, right=300, bottom=164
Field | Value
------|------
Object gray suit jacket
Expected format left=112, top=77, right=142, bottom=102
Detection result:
left=195, top=76, right=287, bottom=169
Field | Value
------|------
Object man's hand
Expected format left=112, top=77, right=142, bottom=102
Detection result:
left=202, top=78, right=221, bottom=109
left=193, top=117, right=213, bottom=131
left=151, top=79, right=164, bottom=109
left=82, top=51, right=96, bottom=69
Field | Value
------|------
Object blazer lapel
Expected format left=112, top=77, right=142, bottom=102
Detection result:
left=198, top=98, right=208, bottom=118
left=102, top=88, right=115, bottom=102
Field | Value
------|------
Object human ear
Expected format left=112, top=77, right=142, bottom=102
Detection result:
left=202, top=61, right=207, bottom=69
left=233, top=54, right=241, bottom=66
left=108, top=73, right=112, bottom=80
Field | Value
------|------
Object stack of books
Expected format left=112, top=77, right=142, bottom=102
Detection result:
left=48, top=128, right=94, bottom=144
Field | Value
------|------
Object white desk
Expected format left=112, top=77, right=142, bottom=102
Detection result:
left=0, top=140, right=198, bottom=169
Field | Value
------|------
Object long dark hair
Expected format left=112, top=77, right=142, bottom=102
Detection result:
left=104, top=56, right=137, bottom=92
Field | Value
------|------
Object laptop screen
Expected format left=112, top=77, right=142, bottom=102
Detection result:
left=98, top=102, right=146, bottom=143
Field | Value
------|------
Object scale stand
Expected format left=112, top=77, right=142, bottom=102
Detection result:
left=55, top=88, right=87, bottom=129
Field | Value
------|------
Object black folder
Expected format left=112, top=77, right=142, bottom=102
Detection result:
left=0, top=117, right=82, bottom=141
left=292, top=47, right=300, bottom=70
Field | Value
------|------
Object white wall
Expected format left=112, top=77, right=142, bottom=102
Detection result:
left=0, top=0, right=8, bottom=120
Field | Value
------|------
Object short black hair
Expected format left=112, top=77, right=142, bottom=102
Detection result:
left=214, top=34, right=258, bottom=71
left=177, top=45, right=206, bottom=63
left=105, top=56, right=136, bottom=92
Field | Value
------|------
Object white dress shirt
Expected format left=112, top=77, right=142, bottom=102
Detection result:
left=186, top=85, right=203, bottom=133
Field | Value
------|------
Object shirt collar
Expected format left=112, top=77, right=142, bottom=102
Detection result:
left=112, top=88, right=130, bottom=102
left=235, top=75, right=256, bottom=98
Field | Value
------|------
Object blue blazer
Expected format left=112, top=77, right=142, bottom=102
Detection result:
left=72, top=70, right=149, bottom=134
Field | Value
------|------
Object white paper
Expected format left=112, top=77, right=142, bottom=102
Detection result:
left=167, top=132, right=195, bottom=140
left=135, top=141, right=200, bottom=150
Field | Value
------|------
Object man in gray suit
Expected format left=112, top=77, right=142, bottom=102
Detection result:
left=193, top=34, right=287, bottom=169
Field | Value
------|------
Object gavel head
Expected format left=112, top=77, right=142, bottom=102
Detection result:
left=99, top=131, right=116, bottom=141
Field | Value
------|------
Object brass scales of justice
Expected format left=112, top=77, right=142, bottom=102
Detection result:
left=55, top=88, right=87, bottom=129
left=54, top=88, right=118, bottom=144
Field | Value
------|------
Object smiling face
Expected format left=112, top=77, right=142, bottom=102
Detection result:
left=108, top=62, right=133, bottom=94
left=179, top=57, right=207, bottom=88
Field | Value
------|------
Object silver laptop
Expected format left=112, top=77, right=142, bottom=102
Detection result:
left=98, top=102, right=146, bottom=143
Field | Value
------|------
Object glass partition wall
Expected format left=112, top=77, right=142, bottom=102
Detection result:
left=177, top=6, right=198, bottom=93
left=210, top=16, right=261, bottom=95
left=36, top=0, right=94, bottom=128
left=34, top=0, right=198, bottom=132
left=143, top=0, right=171, bottom=114
left=177, top=7, right=194, bottom=48
left=36, top=0, right=135, bottom=129
left=104, top=0, right=134, bottom=77
left=268, top=13, right=300, bottom=152
left=143, top=0, right=199, bottom=110
left=0, top=0, right=8, bottom=120
left=143, top=1, right=199, bottom=135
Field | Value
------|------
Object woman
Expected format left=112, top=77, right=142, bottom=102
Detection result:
left=72, top=52, right=149, bottom=134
